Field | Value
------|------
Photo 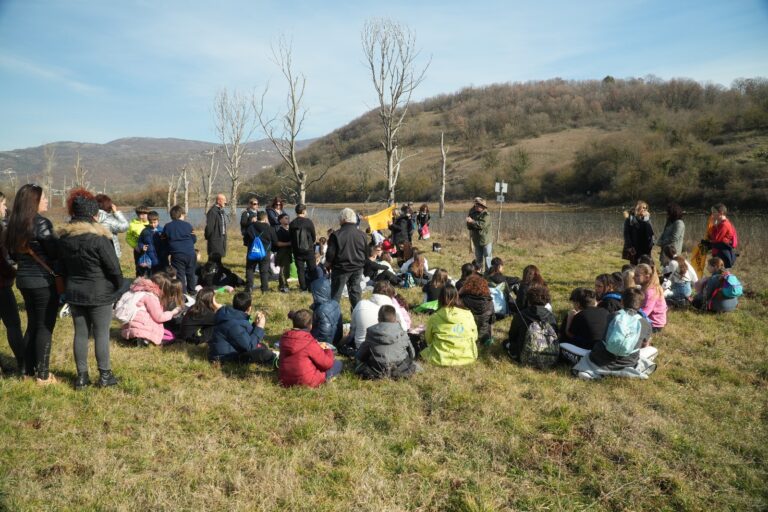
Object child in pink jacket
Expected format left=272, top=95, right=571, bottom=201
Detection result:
left=634, top=263, right=667, bottom=333
left=120, top=277, right=182, bottom=346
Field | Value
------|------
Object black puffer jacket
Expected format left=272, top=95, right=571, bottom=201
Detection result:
left=459, top=293, right=494, bottom=343
left=326, top=223, right=367, bottom=272
left=12, top=214, right=58, bottom=289
left=389, top=215, right=412, bottom=245
left=57, top=221, right=123, bottom=306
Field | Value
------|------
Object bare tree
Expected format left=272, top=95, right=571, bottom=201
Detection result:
left=214, top=88, right=257, bottom=218
left=166, top=172, right=177, bottom=213
left=42, top=144, right=56, bottom=198
left=180, top=166, right=190, bottom=213
left=439, top=132, right=448, bottom=218
left=194, top=149, right=220, bottom=208
left=255, top=37, right=328, bottom=205
left=73, top=151, right=89, bottom=189
left=362, top=18, right=429, bottom=205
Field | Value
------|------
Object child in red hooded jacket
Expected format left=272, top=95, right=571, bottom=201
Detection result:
left=278, top=309, right=342, bottom=387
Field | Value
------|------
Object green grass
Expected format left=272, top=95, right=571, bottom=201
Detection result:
left=1, top=232, right=766, bottom=511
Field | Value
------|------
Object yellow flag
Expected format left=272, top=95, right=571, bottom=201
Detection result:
left=691, top=243, right=707, bottom=276
left=365, top=205, right=397, bottom=232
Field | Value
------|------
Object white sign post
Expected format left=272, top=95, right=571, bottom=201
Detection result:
left=495, top=180, right=507, bottom=243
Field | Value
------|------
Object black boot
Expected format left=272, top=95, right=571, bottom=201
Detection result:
left=74, top=372, right=91, bottom=390
left=97, top=370, right=118, bottom=388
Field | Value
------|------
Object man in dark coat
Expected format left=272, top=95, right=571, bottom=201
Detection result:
left=326, top=207, right=368, bottom=313
left=289, top=203, right=317, bottom=292
left=205, top=193, right=228, bottom=258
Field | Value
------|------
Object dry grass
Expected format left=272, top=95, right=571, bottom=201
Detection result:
left=0, top=229, right=766, bottom=511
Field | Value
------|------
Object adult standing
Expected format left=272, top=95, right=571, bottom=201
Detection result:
left=326, top=208, right=368, bottom=313
left=707, top=203, right=738, bottom=268
left=244, top=211, right=278, bottom=293
left=57, top=194, right=123, bottom=389
left=289, top=203, right=317, bottom=292
left=5, top=184, right=59, bottom=384
left=275, top=213, right=293, bottom=293
left=655, top=203, right=685, bottom=266
left=389, top=205, right=412, bottom=246
left=0, top=191, right=24, bottom=376
left=95, top=193, right=129, bottom=258
left=622, top=200, right=654, bottom=266
left=240, top=196, right=260, bottom=243
left=416, top=204, right=431, bottom=240
left=204, top=193, right=228, bottom=258
left=266, top=197, right=284, bottom=228
left=466, top=197, right=492, bottom=273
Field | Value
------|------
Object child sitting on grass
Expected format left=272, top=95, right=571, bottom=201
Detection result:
left=355, top=305, right=419, bottom=380
left=572, top=288, right=658, bottom=379
left=119, top=275, right=183, bottom=347
left=208, top=291, right=277, bottom=366
left=279, top=309, right=342, bottom=387
left=197, top=252, right=245, bottom=288
left=595, top=273, right=622, bottom=313
left=180, top=287, right=220, bottom=344
left=634, top=263, right=667, bottom=333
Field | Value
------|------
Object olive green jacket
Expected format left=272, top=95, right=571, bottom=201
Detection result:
left=467, top=209, right=491, bottom=246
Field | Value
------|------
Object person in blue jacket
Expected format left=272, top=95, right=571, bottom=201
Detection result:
left=309, top=269, right=343, bottom=345
left=163, top=205, right=197, bottom=293
left=208, top=291, right=277, bottom=366
left=136, top=211, right=167, bottom=276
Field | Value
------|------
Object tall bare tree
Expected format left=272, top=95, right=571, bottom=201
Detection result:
left=214, top=89, right=257, bottom=218
left=439, top=132, right=449, bottom=218
left=362, top=18, right=429, bottom=205
left=73, top=151, right=89, bottom=189
left=194, top=149, right=219, bottom=208
left=179, top=166, right=190, bottom=213
left=255, top=37, right=328, bottom=205
left=42, top=144, right=56, bottom=198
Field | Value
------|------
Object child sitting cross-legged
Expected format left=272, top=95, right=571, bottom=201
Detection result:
left=207, top=291, right=277, bottom=367
left=279, top=309, right=343, bottom=387
left=572, top=288, right=658, bottom=380
left=355, top=305, right=420, bottom=380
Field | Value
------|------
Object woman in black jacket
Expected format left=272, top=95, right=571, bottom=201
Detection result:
left=58, top=194, right=124, bottom=389
left=622, top=200, right=655, bottom=265
left=0, top=191, right=24, bottom=375
left=5, top=184, right=59, bottom=384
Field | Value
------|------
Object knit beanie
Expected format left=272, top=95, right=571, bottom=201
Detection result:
left=71, top=196, right=99, bottom=220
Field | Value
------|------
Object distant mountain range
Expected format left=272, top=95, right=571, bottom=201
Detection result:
left=0, top=137, right=313, bottom=193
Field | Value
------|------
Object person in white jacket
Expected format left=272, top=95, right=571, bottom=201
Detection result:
left=337, top=281, right=408, bottom=356
left=96, top=194, right=129, bottom=258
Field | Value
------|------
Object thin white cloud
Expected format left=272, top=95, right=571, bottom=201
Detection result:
left=0, top=54, right=103, bottom=94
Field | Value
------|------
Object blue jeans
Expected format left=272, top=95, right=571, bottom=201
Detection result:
left=325, top=360, right=343, bottom=381
left=670, top=282, right=691, bottom=302
left=474, top=242, right=493, bottom=273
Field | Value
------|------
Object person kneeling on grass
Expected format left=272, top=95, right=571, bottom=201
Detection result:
left=208, top=291, right=277, bottom=367
left=355, top=305, right=419, bottom=380
left=571, top=288, right=658, bottom=380
left=279, top=309, right=343, bottom=387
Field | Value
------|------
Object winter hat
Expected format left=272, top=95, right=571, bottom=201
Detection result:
left=72, top=195, right=99, bottom=219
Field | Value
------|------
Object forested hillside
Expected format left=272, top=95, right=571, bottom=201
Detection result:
left=246, top=76, right=768, bottom=208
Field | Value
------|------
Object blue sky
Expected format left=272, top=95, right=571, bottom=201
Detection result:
left=0, top=0, right=766, bottom=150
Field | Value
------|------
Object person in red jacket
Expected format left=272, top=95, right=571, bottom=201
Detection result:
left=706, top=203, right=738, bottom=268
left=278, top=309, right=343, bottom=387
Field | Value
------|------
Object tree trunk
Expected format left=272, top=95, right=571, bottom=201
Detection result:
left=439, top=132, right=447, bottom=219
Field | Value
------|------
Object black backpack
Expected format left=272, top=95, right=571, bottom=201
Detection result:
left=295, top=227, right=314, bottom=253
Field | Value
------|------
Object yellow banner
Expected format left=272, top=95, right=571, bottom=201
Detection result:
left=365, top=204, right=397, bottom=232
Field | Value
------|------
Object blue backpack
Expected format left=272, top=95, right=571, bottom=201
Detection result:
left=719, top=272, right=743, bottom=299
left=604, top=310, right=642, bottom=357
left=247, top=236, right=269, bottom=262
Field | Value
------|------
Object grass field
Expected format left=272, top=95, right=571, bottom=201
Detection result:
left=1, top=226, right=767, bottom=511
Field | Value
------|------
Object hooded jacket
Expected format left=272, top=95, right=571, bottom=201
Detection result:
left=390, top=214, right=412, bottom=245
left=136, top=225, right=167, bottom=270
left=57, top=221, right=123, bottom=306
left=278, top=328, right=335, bottom=388
left=623, top=214, right=654, bottom=259
left=356, top=321, right=416, bottom=378
left=12, top=214, right=58, bottom=289
left=349, top=294, right=407, bottom=348
left=422, top=306, right=478, bottom=366
left=126, top=217, right=147, bottom=249
left=208, top=306, right=268, bottom=361
left=120, top=278, right=175, bottom=345
left=310, top=277, right=343, bottom=344
left=598, top=292, right=622, bottom=314
left=97, top=209, right=129, bottom=258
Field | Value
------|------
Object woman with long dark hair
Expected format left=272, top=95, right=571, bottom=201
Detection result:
left=0, top=191, right=24, bottom=375
left=58, top=192, right=124, bottom=389
left=5, top=184, right=59, bottom=384
left=655, top=203, right=685, bottom=266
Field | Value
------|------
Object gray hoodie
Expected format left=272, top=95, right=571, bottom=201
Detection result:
left=356, top=321, right=415, bottom=369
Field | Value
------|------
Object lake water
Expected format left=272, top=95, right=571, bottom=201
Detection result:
left=156, top=206, right=766, bottom=257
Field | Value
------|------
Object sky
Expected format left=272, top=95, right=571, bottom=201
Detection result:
left=0, top=0, right=766, bottom=151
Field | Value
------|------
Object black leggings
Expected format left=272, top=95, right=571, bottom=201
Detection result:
left=0, top=286, right=24, bottom=370
left=19, top=286, right=58, bottom=379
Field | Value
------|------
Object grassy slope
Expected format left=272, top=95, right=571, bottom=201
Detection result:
left=0, top=228, right=766, bottom=511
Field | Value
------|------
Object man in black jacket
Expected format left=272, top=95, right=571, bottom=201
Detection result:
left=204, top=194, right=228, bottom=258
left=240, top=196, right=260, bottom=244
left=326, top=208, right=367, bottom=313
left=244, top=212, right=278, bottom=293
left=289, top=203, right=317, bottom=292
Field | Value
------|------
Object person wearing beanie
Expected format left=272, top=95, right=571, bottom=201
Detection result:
left=325, top=207, right=368, bottom=314
left=58, top=193, right=124, bottom=389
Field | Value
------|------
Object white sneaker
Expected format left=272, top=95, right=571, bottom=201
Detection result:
left=59, top=303, right=71, bottom=318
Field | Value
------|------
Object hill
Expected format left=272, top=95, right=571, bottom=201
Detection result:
left=248, top=76, right=768, bottom=208
left=0, top=137, right=313, bottom=200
